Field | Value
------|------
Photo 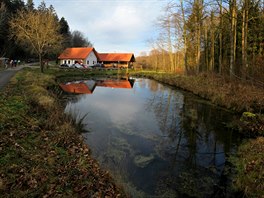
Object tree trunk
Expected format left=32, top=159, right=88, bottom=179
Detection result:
left=196, top=22, right=201, bottom=73
left=180, top=0, right=188, bottom=74
left=167, top=15, right=175, bottom=72
left=219, top=0, right=223, bottom=74
left=242, top=0, right=249, bottom=78
left=209, top=12, right=215, bottom=72
left=204, top=23, right=209, bottom=71
left=39, top=54, right=44, bottom=73
left=162, top=49, right=166, bottom=71
left=195, top=0, right=202, bottom=74
left=230, top=0, right=237, bottom=77
left=155, top=52, right=158, bottom=72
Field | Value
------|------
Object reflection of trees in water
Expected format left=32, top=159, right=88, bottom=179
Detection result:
left=145, top=84, right=185, bottom=164
left=183, top=96, right=237, bottom=172
left=144, top=81, right=238, bottom=197
left=146, top=84, right=235, bottom=171
left=146, top=87, right=183, bottom=138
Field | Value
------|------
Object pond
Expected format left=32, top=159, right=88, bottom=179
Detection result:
left=61, top=77, right=240, bottom=197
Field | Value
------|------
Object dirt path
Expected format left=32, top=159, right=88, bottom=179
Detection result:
left=0, top=65, right=37, bottom=91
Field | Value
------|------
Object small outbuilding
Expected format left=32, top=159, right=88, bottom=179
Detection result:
left=97, top=53, right=135, bottom=68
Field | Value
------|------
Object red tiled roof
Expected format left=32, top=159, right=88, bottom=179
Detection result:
left=58, top=47, right=95, bottom=59
left=98, top=53, right=135, bottom=62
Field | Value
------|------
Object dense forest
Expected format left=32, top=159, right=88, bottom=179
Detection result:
left=0, top=0, right=92, bottom=61
left=137, top=0, right=264, bottom=83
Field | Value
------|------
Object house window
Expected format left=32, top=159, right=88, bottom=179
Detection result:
left=93, top=61, right=95, bottom=64
left=87, top=60, right=89, bottom=64
left=68, top=60, right=70, bottom=64
left=64, top=60, right=66, bottom=64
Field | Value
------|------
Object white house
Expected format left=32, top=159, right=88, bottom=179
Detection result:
left=58, top=47, right=136, bottom=68
left=58, top=47, right=98, bottom=66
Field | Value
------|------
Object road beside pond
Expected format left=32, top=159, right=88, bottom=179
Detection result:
left=0, top=68, right=21, bottom=90
left=0, top=65, right=39, bottom=90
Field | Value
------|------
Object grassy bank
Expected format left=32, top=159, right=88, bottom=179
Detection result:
left=130, top=71, right=264, bottom=113
left=130, top=70, right=264, bottom=198
left=0, top=68, right=125, bottom=197
left=230, top=137, right=264, bottom=198
left=1, top=67, right=263, bottom=197
left=46, top=67, right=128, bottom=81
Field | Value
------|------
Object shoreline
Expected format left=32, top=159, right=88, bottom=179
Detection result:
left=130, top=70, right=264, bottom=197
left=0, top=68, right=126, bottom=197
left=1, top=67, right=263, bottom=197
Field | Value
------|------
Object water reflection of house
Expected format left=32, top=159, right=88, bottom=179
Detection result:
left=59, top=80, right=96, bottom=94
left=59, top=79, right=135, bottom=94
left=97, top=79, right=134, bottom=89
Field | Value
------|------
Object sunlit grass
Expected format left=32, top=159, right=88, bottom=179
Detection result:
left=130, top=71, right=264, bottom=113
left=230, top=137, right=264, bottom=198
left=0, top=68, right=126, bottom=197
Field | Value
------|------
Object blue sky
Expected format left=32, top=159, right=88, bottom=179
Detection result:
left=33, top=0, right=169, bottom=56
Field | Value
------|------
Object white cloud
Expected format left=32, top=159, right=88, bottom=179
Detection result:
left=33, top=0, right=169, bottom=56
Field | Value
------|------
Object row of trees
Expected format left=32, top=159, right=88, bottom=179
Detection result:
left=138, top=0, right=264, bottom=82
left=0, top=0, right=92, bottom=71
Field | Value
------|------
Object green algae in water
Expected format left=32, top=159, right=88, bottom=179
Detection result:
left=133, top=154, right=155, bottom=168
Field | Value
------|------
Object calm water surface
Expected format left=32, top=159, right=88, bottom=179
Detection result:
left=63, top=78, right=240, bottom=198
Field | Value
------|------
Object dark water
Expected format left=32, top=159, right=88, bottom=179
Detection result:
left=62, top=78, right=240, bottom=198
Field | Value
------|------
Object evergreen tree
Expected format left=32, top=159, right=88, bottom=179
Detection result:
left=59, top=17, right=71, bottom=48
left=71, top=30, right=93, bottom=47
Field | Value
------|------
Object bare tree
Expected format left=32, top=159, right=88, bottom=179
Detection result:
left=180, top=0, right=188, bottom=74
left=194, top=0, right=204, bottom=73
left=9, top=3, right=63, bottom=72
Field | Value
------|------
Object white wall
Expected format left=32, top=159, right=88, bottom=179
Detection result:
left=60, top=59, right=75, bottom=65
left=85, top=51, right=97, bottom=66
left=59, top=50, right=97, bottom=66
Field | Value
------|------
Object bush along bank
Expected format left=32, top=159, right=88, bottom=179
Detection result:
left=131, top=71, right=264, bottom=198
left=0, top=69, right=125, bottom=197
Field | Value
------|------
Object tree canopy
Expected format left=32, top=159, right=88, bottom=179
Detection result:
left=139, top=0, right=264, bottom=84
left=0, top=0, right=93, bottom=67
left=9, top=2, right=63, bottom=72
left=71, top=30, right=93, bottom=47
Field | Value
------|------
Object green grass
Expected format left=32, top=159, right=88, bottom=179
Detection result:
left=1, top=67, right=263, bottom=197
left=130, top=71, right=264, bottom=113
left=230, top=137, right=264, bottom=198
left=0, top=68, right=125, bottom=197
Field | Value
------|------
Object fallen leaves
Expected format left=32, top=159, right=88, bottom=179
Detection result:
left=0, top=70, right=126, bottom=197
